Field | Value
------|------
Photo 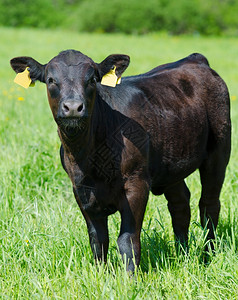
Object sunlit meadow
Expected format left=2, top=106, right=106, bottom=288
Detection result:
left=0, top=27, right=238, bottom=299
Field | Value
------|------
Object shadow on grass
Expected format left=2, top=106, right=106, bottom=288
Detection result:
left=216, top=214, right=238, bottom=253
left=139, top=216, right=238, bottom=273
left=140, top=226, right=176, bottom=273
left=139, top=213, right=179, bottom=273
left=105, top=210, right=237, bottom=273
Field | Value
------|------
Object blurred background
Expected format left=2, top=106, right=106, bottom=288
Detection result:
left=0, top=0, right=238, bottom=36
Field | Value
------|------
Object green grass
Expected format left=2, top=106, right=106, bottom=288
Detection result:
left=0, top=27, right=238, bottom=299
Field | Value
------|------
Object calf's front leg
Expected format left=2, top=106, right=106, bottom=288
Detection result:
left=118, top=177, right=149, bottom=272
left=73, top=188, right=109, bottom=262
left=86, top=217, right=109, bottom=262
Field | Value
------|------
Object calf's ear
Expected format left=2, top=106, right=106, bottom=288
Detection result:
left=97, top=54, right=130, bottom=79
left=10, top=56, right=46, bottom=83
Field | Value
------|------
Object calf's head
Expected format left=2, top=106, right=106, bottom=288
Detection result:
left=10, top=50, right=130, bottom=137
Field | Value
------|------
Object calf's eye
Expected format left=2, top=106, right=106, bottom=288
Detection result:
left=88, top=76, right=96, bottom=85
left=48, top=77, right=56, bottom=85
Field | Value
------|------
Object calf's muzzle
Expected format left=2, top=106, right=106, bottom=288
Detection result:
left=60, top=100, right=86, bottom=118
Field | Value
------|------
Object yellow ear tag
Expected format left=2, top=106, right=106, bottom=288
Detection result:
left=101, top=66, right=119, bottom=87
left=14, top=67, right=33, bottom=89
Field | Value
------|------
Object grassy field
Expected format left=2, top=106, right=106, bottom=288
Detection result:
left=0, top=27, right=238, bottom=299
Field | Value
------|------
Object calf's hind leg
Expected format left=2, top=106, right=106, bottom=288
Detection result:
left=199, top=144, right=230, bottom=250
left=164, top=180, right=191, bottom=252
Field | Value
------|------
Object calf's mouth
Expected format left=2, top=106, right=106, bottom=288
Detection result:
left=56, top=117, right=87, bottom=137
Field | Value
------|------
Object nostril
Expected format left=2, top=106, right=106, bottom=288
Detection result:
left=77, top=103, right=84, bottom=112
left=63, top=103, right=70, bottom=112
